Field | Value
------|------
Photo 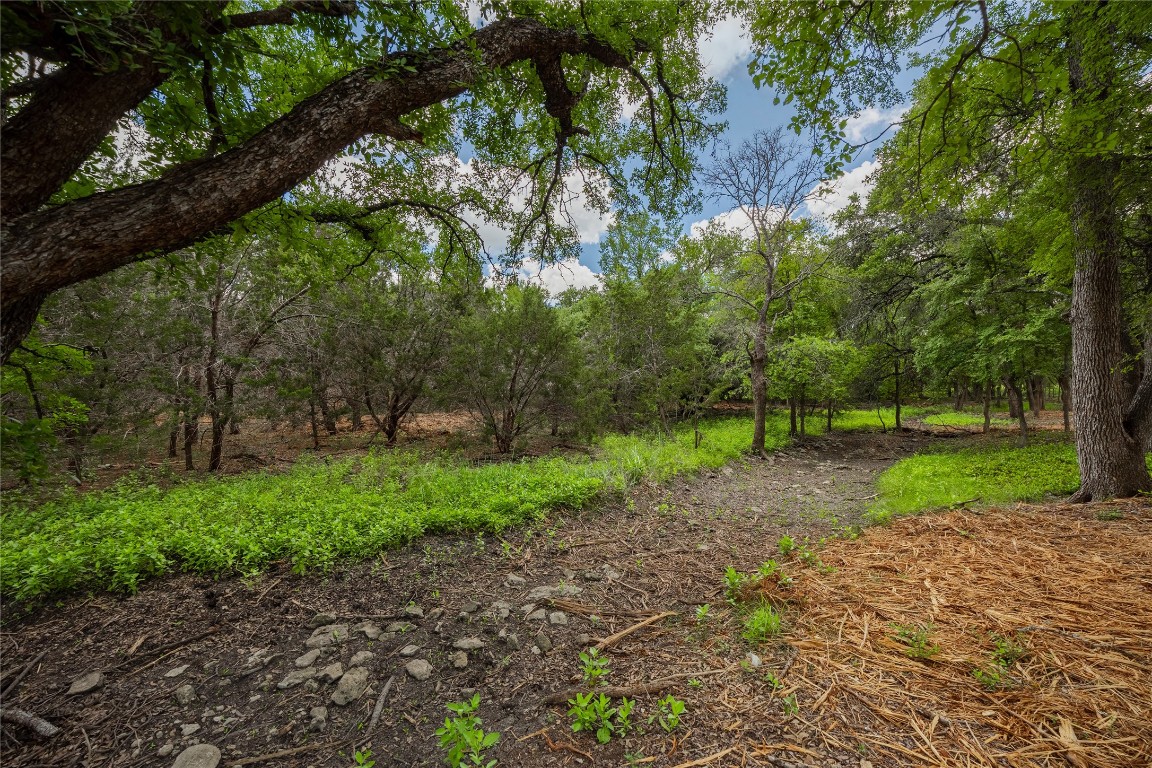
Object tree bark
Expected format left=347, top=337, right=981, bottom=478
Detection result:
left=982, top=381, right=992, bottom=433
left=1004, top=376, right=1029, bottom=446
left=1065, top=6, right=1152, bottom=500
left=893, top=359, right=902, bottom=430
left=1059, top=372, right=1072, bottom=433
left=750, top=312, right=769, bottom=452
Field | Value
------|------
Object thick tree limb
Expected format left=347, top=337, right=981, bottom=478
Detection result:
left=0, top=708, right=61, bottom=739
left=1, top=18, right=638, bottom=362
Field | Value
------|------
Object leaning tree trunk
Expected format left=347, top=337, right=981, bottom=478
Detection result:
left=1065, top=6, right=1152, bottom=500
left=750, top=311, right=769, bottom=453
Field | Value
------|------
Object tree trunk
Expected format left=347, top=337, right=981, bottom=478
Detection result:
left=826, top=398, right=833, bottom=433
left=750, top=320, right=769, bottom=453
left=1065, top=5, right=1152, bottom=500
left=893, top=359, right=902, bottom=430
left=168, top=410, right=180, bottom=458
left=1004, top=376, right=1029, bottom=447
left=799, top=384, right=806, bottom=437
left=788, top=396, right=797, bottom=437
left=183, top=413, right=197, bottom=471
left=308, top=399, right=321, bottom=450
left=982, top=381, right=992, bottom=433
left=1059, top=372, right=1072, bottom=432
left=209, top=416, right=227, bottom=472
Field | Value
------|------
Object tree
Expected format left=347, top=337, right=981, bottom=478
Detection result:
left=1, top=1, right=723, bottom=361
left=748, top=1, right=1152, bottom=499
left=699, top=128, right=827, bottom=454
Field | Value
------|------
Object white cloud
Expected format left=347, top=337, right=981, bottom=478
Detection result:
left=697, top=15, right=752, bottom=81
left=805, top=160, right=879, bottom=219
left=516, top=258, right=602, bottom=295
left=843, top=105, right=906, bottom=144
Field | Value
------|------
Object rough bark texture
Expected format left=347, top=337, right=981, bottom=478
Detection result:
left=1066, top=7, right=1152, bottom=501
left=0, top=18, right=633, bottom=361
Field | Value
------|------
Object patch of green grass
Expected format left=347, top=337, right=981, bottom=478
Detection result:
left=867, top=438, right=1128, bottom=521
left=0, top=416, right=785, bottom=601
left=827, top=407, right=931, bottom=433
left=917, top=411, right=1015, bottom=428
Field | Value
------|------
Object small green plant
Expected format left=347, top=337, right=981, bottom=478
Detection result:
left=435, top=694, right=500, bottom=767
left=624, top=751, right=647, bottom=766
left=353, top=749, right=376, bottom=768
left=756, top=559, right=780, bottom=579
left=743, top=605, right=783, bottom=642
left=695, top=603, right=711, bottom=623
left=972, top=666, right=1003, bottom=690
left=614, top=697, right=634, bottom=736
left=653, top=694, right=686, bottom=732
left=568, top=692, right=624, bottom=744
left=579, top=647, right=610, bottom=686
left=687, top=678, right=703, bottom=689
left=777, top=535, right=796, bottom=556
left=780, top=694, right=799, bottom=717
left=890, top=622, right=940, bottom=660
left=1096, top=509, right=1124, bottom=521
left=990, top=633, right=1028, bottom=667
left=724, top=566, right=746, bottom=603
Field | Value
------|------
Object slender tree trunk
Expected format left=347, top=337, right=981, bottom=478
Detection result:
left=308, top=399, right=321, bottom=450
left=1064, top=5, right=1152, bottom=500
left=1004, top=377, right=1029, bottom=447
left=983, top=381, right=992, bottom=433
left=954, top=380, right=964, bottom=411
left=750, top=312, right=769, bottom=453
left=1025, top=377, right=1036, bottom=416
left=893, top=359, right=902, bottom=430
left=826, top=398, right=833, bottom=433
left=799, top=384, right=806, bottom=436
left=168, top=410, right=180, bottom=458
left=1059, top=372, right=1072, bottom=432
left=788, top=396, right=797, bottom=437
left=183, top=413, right=197, bottom=471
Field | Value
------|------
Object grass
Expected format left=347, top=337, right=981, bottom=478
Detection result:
left=0, top=416, right=788, bottom=601
left=867, top=437, right=1145, bottom=521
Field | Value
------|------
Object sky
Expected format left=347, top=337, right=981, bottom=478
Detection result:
left=513, top=15, right=913, bottom=296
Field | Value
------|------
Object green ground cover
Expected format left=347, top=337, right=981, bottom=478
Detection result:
left=0, top=416, right=790, bottom=601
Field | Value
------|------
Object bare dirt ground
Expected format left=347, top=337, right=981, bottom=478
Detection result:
left=2, top=429, right=1148, bottom=768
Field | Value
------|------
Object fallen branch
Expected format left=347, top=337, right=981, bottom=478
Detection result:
left=0, top=650, right=47, bottom=699
left=113, top=627, right=225, bottom=669
left=594, top=611, right=676, bottom=651
left=226, top=739, right=341, bottom=766
left=362, top=675, right=394, bottom=739
left=671, top=746, right=739, bottom=767
left=544, top=731, right=593, bottom=762
left=0, top=707, right=61, bottom=738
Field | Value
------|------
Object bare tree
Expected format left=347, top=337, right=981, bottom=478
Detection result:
left=700, top=128, right=826, bottom=454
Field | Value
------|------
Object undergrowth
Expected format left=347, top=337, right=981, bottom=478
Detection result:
left=1, top=417, right=786, bottom=601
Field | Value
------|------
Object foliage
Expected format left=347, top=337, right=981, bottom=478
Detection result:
left=579, top=648, right=610, bottom=686
left=653, top=695, right=686, bottom=733
left=742, top=605, right=784, bottom=643
left=567, top=692, right=631, bottom=744
left=435, top=695, right=500, bottom=768
left=890, top=623, right=940, bottom=661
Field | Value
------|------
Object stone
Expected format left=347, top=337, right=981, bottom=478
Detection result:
left=349, top=651, right=375, bottom=667
left=399, top=644, right=421, bottom=657
left=294, top=649, right=321, bottom=668
left=575, top=634, right=590, bottom=646
left=317, top=662, right=344, bottom=683
left=179, top=723, right=201, bottom=737
left=402, top=605, right=424, bottom=619
left=385, top=622, right=414, bottom=634
left=581, top=570, right=603, bottom=582
left=601, top=565, right=624, bottom=581
left=525, top=586, right=556, bottom=601
left=305, top=624, right=349, bottom=648
left=404, top=660, right=433, bottom=681
left=164, top=665, right=190, bottom=678
left=308, top=706, right=328, bottom=732
left=276, top=667, right=317, bottom=690
left=488, top=600, right=512, bottom=619
left=503, top=633, right=521, bottom=650
left=450, top=651, right=468, bottom=669
left=330, top=667, right=369, bottom=705
left=504, top=574, right=526, bottom=587
left=533, top=633, right=552, bottom=653
left=427, top=608, right=445, bottom=621
left=453, top=637, right=484, bottom=650
left=171, top=744, right=219, bottom=768
left=351, top=621, right=382, bottom=640
left=526, top=609, right=546, bottom=622
left=556, top=583, right=583, bottom=597
left=67, top=671, right=105, bottom=696
left=520, top=603, right=537, bottom=615
left=158, top=743, right=175, bottom=757
left=561, top=568, right=577, bottom=580
left=747, top=652, right=762, bottom=668
left=548, top=611, right=568, bottom=626
left=460, top=601, right=481, bottom=614
left=174, top=684, right=197, bottom=706
left=308, top=613, right=338, bottom=629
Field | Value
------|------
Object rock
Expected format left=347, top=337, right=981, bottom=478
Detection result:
left=548, top=611, right=568, bottom=626
left=276, top=667, right=317, bottom=690
left=575, top=633, right=590, bottom=646
left=402, top=605, right=424, bottom=619
left=581, top=570, right=603, bottom=582
left=450, top=651, right=468, bottom=669
left=308, top=706, right=328, bottom=732
left=158, top=743, right=175, bottom=757
left=330, top=667, right=369, bottom=705
left=164, top=665, right=190, bottom=678
left=504, top=633, right=521, bottom=650
left=308, top=612, right=338, bottom=629
left=67, top=671, right=105, bottom=696
left=385, top=622, right=414, bottom=634
left=520, top=603, right=537, bottom=615
left=533, top=633, right=552, bottom=653
left=460, top=601, right=481, bottom=614
left=317, top=662, right=344, bottom=683
left=171, top=744, right=219, bottom=768
left=557, top=583, right=583, bottom=597
left=304, top=679, right=320, bottom=693
left=174, top=684, right=197, bottom=706
left=505, top=574, right=526, bottom=587
left=721, top=467, right=734, bottom=477
left=488, top=600, right=512, bottom=619
left=404, top=660, right=433, bottom=681
left=427, top=608, right=445, bottom=621
left=398, top=644, right=420, bottom=657
left=351, top=621, right=382, bottom=640
left=453, top=637, right=484, bottom=650
left=349, top=651, right=375, bottom=667
left=526, top=609, right=546, bottom=622
left=179, top=723, right=201, bottom=737
left=294, top=649, right=321, bottom=668
left=305, top=624, right=349, bottom=648
left=600, top=565, right=624, bottom=581
left=561, top=568, right=577, bottom=580
left=747, top=652, right=762, bottom=668
left=525, top=586, right=556, bottom=601
left=860, top=761, right=873, bottom=768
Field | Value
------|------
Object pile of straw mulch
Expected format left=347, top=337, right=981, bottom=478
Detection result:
left=759, top=498, right=1151, bottom=768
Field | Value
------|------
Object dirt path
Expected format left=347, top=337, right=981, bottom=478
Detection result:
left=1, top=432, right=933, bottom=768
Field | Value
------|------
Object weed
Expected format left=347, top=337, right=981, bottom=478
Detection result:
left=972, top=667, right=1003, bottom=690
left=687, top=678, right=703, bottom=689
left=990, top=633, right=1028, bottom=666
left=695, top=603, right=711, bottom=623
left=579, top=647, right=610, bottom=686
left=723, top=566, right=747, bottom=604
left=1096, top=509, right=1124, bottom=521
left=568, top=692, right=626, bottom=744
left=353, top=749, right=376, bottom=768
left=653, top=694, right=686, bottom=732
left=435, top=694, right=500, bottom=768
left=777, top=535, right=796, bottom=556
left=780, top=694, right=799, bottom=717
left=890, top=622, right=940, bottom=660
left=743, top=605, right=784, bottom=642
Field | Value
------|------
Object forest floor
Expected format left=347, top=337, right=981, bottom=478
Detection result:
left=3, top=429, right=1149, bottom=768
